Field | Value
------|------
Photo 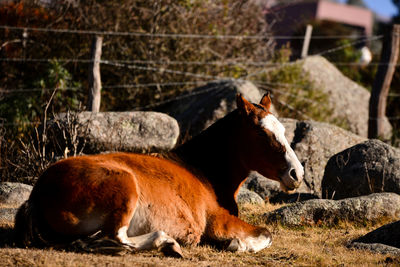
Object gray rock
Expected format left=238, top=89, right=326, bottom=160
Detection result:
left=302, top=56, right=392, bottom=138
left=264, top=193, right=400, bottom=227
left=353, top=220, right=400, bottom=249
left=54, top=111, right=179, bottom=153
left=156, top=80, right=277, bottom=138
left=243, top=172, right=318, bottom=204
left=348, top=242, right=400, bottom=256
left=244, top=172, right=281, bottom=200
left=0, top=208, right=18, bottom=222
left=0, top=182, right=32, bottom=206
left=322, top=139, right=400, bottom=199
left=236, top=187, right=265, bottom=205
left=280, top=119, right=365, bottom=197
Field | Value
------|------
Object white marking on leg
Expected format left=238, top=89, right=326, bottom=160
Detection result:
left=244, top=235, right=272, bottom=253
left=117, top=226, right=130, bottom=244
left=227, top=235, right=272, bottom=253
left=126, top=231, right=180, bottom=251
left=227, top=238, right=246, bottom=252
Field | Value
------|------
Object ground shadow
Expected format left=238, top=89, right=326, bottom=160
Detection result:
left=269, top=192, right=318, bottom=204
left=0, top=225, right=15, bottom=247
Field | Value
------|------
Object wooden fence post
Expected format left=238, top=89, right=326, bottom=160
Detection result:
left=88, top=35, right=103, bottom=112
left=22, top=28, right=28, bottom=58
left=301, top=24, right=313, bottom=59
left=368, top=24, right=400, bottom=139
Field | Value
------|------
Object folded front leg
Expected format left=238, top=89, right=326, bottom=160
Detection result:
left=115, top=225, right=183, bottom=258
left=127, top=231, right=183, bottom=258
left=205, top=208, right=272, bottom=252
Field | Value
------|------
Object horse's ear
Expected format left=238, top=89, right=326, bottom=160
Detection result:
left=260, top=92, right=272, bottom=111
left=236, top=93, right=254, bottom=115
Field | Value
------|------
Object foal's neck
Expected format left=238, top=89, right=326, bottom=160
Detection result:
left=173, top=111, right=249, bottom=215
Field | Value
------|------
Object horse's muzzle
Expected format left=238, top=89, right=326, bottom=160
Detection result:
left=280, top=166, right=304, bottom=192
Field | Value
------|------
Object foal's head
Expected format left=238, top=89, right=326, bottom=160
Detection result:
left=236, top=93, right=304, bottom=192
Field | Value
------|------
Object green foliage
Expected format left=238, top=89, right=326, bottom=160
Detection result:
left=257, top=47, right=337, bottom=125
left=0, top=60, right=81, bottom=137
left=323, top=40, right=377, bottom=91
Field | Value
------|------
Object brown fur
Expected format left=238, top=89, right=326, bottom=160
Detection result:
left=14, top=94, right=292, bottom=253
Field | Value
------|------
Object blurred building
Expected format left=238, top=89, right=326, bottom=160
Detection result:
left=266, top=0, right=374, bottom=53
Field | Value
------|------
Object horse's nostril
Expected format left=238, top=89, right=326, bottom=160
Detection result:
left=289, top=169, right=298, bottom=181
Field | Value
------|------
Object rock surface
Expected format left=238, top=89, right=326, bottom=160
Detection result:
left=244, top=172, right=281, bottom=200
left=0, top=208, right=18, bottom=222
left=349, top=242, right=400, bottom=256
left=322, top=139, right=400, bottom=199
left=0, top=182, right=32, bottom=206
left=349, top=220, right=400, bottom=256
left=302, top=56, right=392, bottom=138
left=244, top=172, right=318, bottom=203
left=156, top=80, right=277, bottom=138
left=264, top=193, right=400, bottom=226
left=54, top=111, right=180, bottom=153
left=353, top=220, right=400, bottom=249
left=236, top=187, right=265, bottom=205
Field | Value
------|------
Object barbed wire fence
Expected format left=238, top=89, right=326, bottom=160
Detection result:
left=1, top=25, right=400, bottom=127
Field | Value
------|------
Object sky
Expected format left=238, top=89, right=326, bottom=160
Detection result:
left=337, top=0, right=397, bottom=18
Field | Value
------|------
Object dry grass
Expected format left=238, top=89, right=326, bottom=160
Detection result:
left=0, top=203, right=399, bottom=266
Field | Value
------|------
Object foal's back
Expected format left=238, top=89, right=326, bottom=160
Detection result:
left=31, top=153, right=213, bottom=245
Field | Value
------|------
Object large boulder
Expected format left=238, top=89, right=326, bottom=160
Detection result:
left=352, top=220, right=400, bottom=249
left=322, top=139, right=400, bottom=199
left=244, top=172, right=281, bottom=200
left=349, top=242, right=400, bottom=257
left=53, top=111, right=180, bottom=153
left=244, top=172, right=318, bottom=203
left=0, top=182, right=32, bottom=223
left=302, top=56, right=392, bottom=138
left=0, top=208, right=19, bottom=222
left=0, top=182, right=32, bottom=206
left=264, top=193, right=400, bottom=227
left=236, top=187, right=265, bottom=205
left=155, top=80, right=277, bottom=138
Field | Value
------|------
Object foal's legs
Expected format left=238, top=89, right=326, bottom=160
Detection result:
left=114, top=225, right=183, bottom=257
left=127, top=231, right=183, bottom=257
left=99, top=175, right=183, bottom=257
left=110, top=216, right=183, bottom=257
left=109, top=208, right=183, bottom=257
left=205, top=208, right=272, bottom=252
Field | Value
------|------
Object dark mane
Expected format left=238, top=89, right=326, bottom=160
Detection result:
left=172, top=110, right=241, bottom=173
left=159, top=110, right=240, bottom=169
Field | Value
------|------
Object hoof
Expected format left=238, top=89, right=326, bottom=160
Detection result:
left=159, top=241, right=184, bottom=258
left=226, top=238, right=246, bottom=252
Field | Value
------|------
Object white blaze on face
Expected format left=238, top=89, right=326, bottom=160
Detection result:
left=259, top=114, right=304, bottom=189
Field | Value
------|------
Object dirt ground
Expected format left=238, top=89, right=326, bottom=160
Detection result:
left=1, top=203, right=399, bottom=266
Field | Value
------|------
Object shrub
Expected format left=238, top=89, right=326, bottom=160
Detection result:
left=253, top=47, right=344, bottom=128
left=1, top=110, right=88, bottom=185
